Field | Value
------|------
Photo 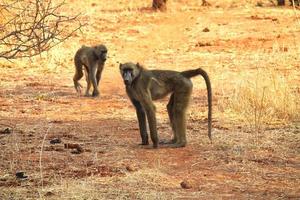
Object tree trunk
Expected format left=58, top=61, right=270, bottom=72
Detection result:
left=202, top=0, right=211, bottom=6
left=277, top=0, right=285, bottom=5
left=290, top=0, right=300, bottom=6
left=152, top=0, right=167, bottom=11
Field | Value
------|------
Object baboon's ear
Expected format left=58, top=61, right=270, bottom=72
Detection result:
left=119, top=63, right=123, bottom=70
left=136, top=62, right=141, bottom=68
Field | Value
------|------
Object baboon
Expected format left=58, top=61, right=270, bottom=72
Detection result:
left=119, top=62, right=212, bottom=148
left=73, top=44, right=108, bottom=97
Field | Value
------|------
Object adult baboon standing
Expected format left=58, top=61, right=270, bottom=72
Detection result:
left=120, top=62, right=212, bottom=148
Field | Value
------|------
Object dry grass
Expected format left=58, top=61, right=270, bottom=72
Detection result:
left=223, top=49, right=300, bottom=128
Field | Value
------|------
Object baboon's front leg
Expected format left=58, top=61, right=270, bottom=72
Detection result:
left=96, top=64, right=104, bottom=86
left=131, top=98, right=149, bottom=145
left=142, top=96, right=158, bottom=148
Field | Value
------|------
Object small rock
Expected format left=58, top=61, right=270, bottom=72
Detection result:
left=126, top=165, right=137, bottom=172
left=44, top=191, right=55, bottom=197
left=15, top=171, right=28, bottom=179
left=180, top=180, right=192, bottom=189
left=195, top=42, right=212, bottom=47
left=64, top=143, right=84, bottom=153
left=0, top=127, right=12, bottom=134
left=202, top=27, right=210, bottom=32
left=50, top=138, right=62, bottom=144
left=71, top=150, right=78, bottom=154
left=50, top=120, right=63, bottom=124
left=86, top=161, right=94, bottom=167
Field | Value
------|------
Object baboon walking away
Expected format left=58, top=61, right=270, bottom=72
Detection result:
left=119, top=62, right=212, bottom=148
left=73, top=44, right=108, bottom=97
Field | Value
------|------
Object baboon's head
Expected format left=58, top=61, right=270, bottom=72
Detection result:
left=119, top=62, right=142, bottom=86
left=93, top=44, right=108, bottom=62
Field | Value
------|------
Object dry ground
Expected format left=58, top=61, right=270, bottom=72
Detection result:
left=0, top=0, right=300, bottom=199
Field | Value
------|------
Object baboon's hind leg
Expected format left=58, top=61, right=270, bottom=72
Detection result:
left=73, top=62, right=83, bottom=93
left=160, top=94, right=177, bottom=144
left=84, top=67, right=91, bottom=96
left=170, top=82, right=192, bottom=148
left=90, top=64, right=99, bottom=97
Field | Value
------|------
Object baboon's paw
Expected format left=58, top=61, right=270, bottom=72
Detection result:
left=169, top=143, right=186, bottom=148
left=159, top=139, right=176, bottom=145
left=139, top=142, right=149, bottom=145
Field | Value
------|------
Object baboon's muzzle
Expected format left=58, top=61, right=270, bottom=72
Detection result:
left=124, top=80, right=131, bottom=86
left=123, top=71, right=133, bottom=86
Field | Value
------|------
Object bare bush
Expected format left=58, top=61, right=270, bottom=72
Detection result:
left=0, top=0, right=83, bottom=60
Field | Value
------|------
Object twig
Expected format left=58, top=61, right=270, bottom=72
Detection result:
left=0, top=0, right=84, bottom=60
left=39, top=124, right=52, bottom=194
left=291, top=0, right=300, bottom=25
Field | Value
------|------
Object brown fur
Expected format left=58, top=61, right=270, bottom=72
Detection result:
left=73, top=44, right=107, bottom=97
left=119, top=62, right=212, bottom=148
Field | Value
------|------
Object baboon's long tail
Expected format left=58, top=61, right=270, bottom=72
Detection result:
left=181, top=68, right=212, bottom=142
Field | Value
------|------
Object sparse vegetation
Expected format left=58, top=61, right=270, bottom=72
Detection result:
left=0, top=0, right=82, bottom=59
